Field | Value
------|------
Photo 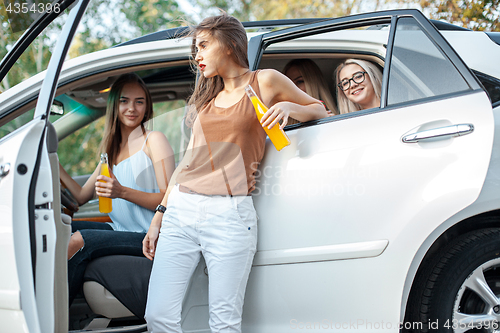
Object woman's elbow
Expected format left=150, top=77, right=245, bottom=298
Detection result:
left=308, top=104, right=329, bottom=121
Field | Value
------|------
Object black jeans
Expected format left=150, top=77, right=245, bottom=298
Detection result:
left=68, top=220, right=145, bottom=305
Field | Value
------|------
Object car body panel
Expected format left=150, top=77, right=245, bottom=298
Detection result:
left=0, top=0, right=90, bottom=331
left=246, top=11, right=494, bottom=331
left=442, top=31, right=500, bottom=80
left=0, top=120, right=45, bottom=333
left=241, top=91, right=493, bottom=332
left=400, top=102, right=500, bottom=321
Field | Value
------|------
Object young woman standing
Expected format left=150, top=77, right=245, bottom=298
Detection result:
left=143, top=13, right=327, bottom=332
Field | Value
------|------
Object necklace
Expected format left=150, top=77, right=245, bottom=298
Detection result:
left=228, top=69, right=250, bottom=80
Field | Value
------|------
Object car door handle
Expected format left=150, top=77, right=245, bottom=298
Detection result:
left=402, top=124, right=474, bottom=143
left=0, top=163, right=10, bottom=178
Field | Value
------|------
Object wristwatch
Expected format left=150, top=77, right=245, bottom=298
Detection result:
left=155, top=204, right=166, bottom=214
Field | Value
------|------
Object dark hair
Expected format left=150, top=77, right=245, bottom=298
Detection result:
left=187, top=12, right=249, bottom=120
left=99, top=73, right=153, bottom=166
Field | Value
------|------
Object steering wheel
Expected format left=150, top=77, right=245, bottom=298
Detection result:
left=61, top=187, right=79, bottom=213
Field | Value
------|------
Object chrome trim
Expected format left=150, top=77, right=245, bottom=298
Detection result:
left=402, top=123, right=474, bottom=143
left=0, top=163, right=10, bottom=178
left=252, top=240, right=389, bottom=266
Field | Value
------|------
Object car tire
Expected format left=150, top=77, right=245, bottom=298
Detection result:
left=405, top=228, right=500, bottom=333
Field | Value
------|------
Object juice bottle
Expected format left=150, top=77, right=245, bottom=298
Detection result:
left=245, top=85, right=291, bottom=151
left=98, top=153, right=112, bottom=213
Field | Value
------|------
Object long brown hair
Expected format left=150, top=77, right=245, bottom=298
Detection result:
left=99, top=73, right=153, bottom=166
left=187, top=12, right=249, bottom=118
left=283, top=59, right=338, bottom=115
left=334, top=59, right=383, bottom=114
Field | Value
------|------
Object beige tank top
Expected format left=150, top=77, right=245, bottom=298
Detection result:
left=176, top=70, right=267, bottom=196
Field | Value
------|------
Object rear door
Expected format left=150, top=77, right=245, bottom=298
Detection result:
left=0, top=0, right=89, bottom=332
left=244, top=10, right=494, bottom=330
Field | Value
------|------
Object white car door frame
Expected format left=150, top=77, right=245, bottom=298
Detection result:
left=242, top=10, right=494, bottom=332
left=0, top=0, right=90, bottom=332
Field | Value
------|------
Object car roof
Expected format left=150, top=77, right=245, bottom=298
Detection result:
left=116, top=17, right=470, bottom=48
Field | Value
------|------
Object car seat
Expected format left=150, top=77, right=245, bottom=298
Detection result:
left=83, top=255, right=153, bottom=320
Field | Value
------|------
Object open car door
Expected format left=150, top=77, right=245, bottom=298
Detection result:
left=0, top=0, right=90, bottom=332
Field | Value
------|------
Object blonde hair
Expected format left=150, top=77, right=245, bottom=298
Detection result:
left=186, top=12, right=248, bottom=124
left=99, top=73, right=153, bottom=166
left=283, top=59, right=338, bottom=115
left=334, top=59, right=383, bottom=114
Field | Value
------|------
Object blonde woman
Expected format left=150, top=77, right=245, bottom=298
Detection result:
left=335, top=58, right=383, bottom=114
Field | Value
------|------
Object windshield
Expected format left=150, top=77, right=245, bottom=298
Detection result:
left=0, top=5, right=67, bottom=138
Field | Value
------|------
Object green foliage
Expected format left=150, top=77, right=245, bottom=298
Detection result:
left=187, top=0, right=253, bottom=21
left=418, top=0, right=499, bottom=31
left=187, top=0, right=369, bottom=22
left=0, top=20, right=59, bottom=93
left=58, top=116, right=105, bottom=176
left=252, top=0, right=359, bottom=20
left=119, top=0, right=188, bottom=36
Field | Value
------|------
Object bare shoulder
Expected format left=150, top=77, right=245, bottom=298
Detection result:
left=146, top=131, right=173, bottom=151
left=147, top=130, right=168, bottom=142
left=257, top=68, right=286, bottom=85
left=257, top=69, right=297, bottom=104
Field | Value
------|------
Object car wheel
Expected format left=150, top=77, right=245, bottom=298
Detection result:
left=407, top=228, right=500, bottom=333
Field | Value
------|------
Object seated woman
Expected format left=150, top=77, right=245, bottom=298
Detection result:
left=334, top=58, right=383, bottom=114
left=59, top=73, right=175, bottom=305
left=283, top=59, right=337, bottom=124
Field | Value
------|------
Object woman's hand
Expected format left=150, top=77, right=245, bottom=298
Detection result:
left=260, top=101, right=293, bottom=130
left=95, top=168, right=124, bottom=199
left=258, top=69, right=328, bottom=123
left=143, top=213, right=162, bottom=260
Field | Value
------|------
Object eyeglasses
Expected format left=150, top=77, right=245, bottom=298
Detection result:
left=338, top=71, right=368, bottom=91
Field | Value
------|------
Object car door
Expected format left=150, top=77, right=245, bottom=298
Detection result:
left=0, top=0, right=89, bottom=332
left=243, top=10, right=494, bottom=331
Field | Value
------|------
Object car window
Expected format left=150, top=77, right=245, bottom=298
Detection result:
left=0, top=17, right=66, bottom=138
left=0, top=14, right=64, bottom=92
left=473, top=70, right=500, bottom=107
left=59, top=99, right=187, bottom=177
left=150, top=100, right=188, bottom=165
left=259, top=25, right=390, bottom=118
left=387, top=17, right=470, bottom=106
left=0, top=107, right=64, bottom=139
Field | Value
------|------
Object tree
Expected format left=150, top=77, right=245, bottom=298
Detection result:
left=421, top=0, right=499, bottom=31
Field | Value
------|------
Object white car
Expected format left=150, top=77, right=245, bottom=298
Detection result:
left=1, top=0, right=500, bottom=332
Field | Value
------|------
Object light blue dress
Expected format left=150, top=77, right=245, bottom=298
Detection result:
left=107, top=132, right=160, bottom=232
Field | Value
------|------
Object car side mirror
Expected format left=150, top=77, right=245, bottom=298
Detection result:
left=50, top=100, right=64, bottom=115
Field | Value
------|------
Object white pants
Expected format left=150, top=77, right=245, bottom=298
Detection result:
left=145, top=185, right=258, bottom=333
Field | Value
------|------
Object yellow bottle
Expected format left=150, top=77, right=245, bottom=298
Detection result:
left=99, top=153, right=112, bottom=213
left=245, top=85, right=291, bottom=151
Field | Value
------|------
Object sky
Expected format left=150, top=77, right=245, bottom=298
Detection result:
left=176, top=0, right=202, bottom=22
